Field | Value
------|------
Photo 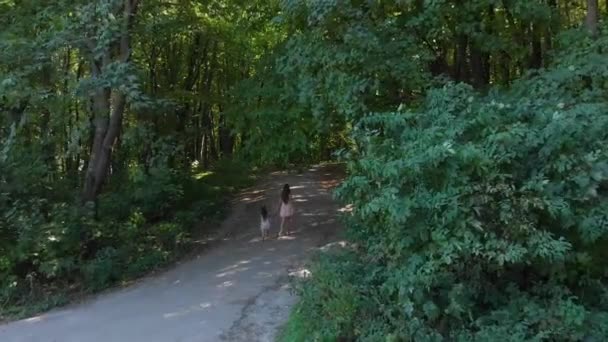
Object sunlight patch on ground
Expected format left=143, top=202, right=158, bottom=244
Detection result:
left=25, top=316, right=44, bottom=323
left=216, top=267, right=250, bottom=278
left=218, top=280, right=234, bottom=288
left=248, top=235, right=284, bottom=243
left=163, top=302, right=212, bottom=319
left=338, top=204, right=353, bottom=213
left=319, top=241, right=354, bottom=252
left=193, top=171, right=214, bottom=180
left=320, top=179, right=341, bottom=189
left=301, top=212, right=328, bottom=217
left=289, top=268, right=312, bottom=279
left=241, top=194, right=265, bottom=203
left=219, top=260, right=252, bottom=272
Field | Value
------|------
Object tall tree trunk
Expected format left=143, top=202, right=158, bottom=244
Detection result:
left=83, top=89, right=127, bottom=203
left=199, top=41, right=218, bottom=168
left=470, top=46, right=487, bottom=88
left=178, top=36, right=208, bottom=168
left=529, top=23, right=543, bottom=69
left=82, top=0, right=140, bottom=204
left=454, top=35, right=469, bottom=83
left=563, top=0, right=571, bottom=27
left=218, top=98, right=234, bottom=157
left=483, top=4, right=494, bottom=84
left=500, top=51, right=511, bottom=85
left=546, top=0, right=559, bottom=57
left=586, top=0, right=599, bottom=37
left=429, top=49, right=449, bottom=77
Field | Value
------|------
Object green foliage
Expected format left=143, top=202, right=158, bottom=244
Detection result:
left=82, top=247, right=122, bottom=290
left=1, top=0, right=267, bottom=319
left=0, top=155, right=252, bottom=319
left=280, top=251, right=367, bottom=342
left=2, top=0, right=607, bottom=337
left=283, top=27, right=608, bottom=341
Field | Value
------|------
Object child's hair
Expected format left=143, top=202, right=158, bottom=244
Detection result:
left=261, top=205, right=268, bottom=220
left=281, top=184, right=291, bottom=204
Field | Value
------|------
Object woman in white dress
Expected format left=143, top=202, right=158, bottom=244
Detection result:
left=278, top=183, right=295, bottom=236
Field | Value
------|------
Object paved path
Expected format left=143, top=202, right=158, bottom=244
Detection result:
left=0, top=165, right=344, bottom=342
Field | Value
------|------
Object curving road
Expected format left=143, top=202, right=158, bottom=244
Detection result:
left=0, top=165, right=344, bottom=342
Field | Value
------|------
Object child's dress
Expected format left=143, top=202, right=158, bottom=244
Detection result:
left=260, top=216, right=271, bottom=232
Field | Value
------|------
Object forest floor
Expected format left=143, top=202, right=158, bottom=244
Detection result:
left=0, top=164, right=345, bottom=342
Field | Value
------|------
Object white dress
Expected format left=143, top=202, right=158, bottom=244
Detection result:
left=260, top=217, right=270, bottom=232
left=279, top=199, right=295, bottom=218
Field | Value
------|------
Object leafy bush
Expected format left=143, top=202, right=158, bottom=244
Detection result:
left=82, top=247, right=121, bottom=290
left=150, top=222, right=186, bottom=250
left=281, top=251, right=367, bottom=341
left=125, top=249, right=168, bottom=279
left=284, top=32, right=608, bottom=340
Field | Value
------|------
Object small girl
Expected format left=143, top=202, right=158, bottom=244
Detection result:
left=260, top=205, right=271, bottom=240
left=278, top=183, right=295, bottom=236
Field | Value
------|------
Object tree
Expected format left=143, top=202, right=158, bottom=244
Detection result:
left=586, top=0, right=600, bottom=37
left=81, top=0, right=141, bottom=203
left=0, top=0, right=279, bottom=316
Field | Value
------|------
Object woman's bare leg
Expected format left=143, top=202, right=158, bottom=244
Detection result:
left=287, top=217, right=293, bottom=235
left=279, top=217, right=286, bottom=236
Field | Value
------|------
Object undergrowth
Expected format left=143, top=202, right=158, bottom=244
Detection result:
left=0, top=159, right=255, bottom=321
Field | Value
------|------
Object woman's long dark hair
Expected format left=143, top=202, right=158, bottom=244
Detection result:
left=281, top=184, right=290, bottom=204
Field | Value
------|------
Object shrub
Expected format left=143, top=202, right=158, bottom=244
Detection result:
left=82, top=247, right=121, bottom=290
left=150, top=222, right=186, bottom=250
left=281, top=251, right=367, bottom=341
left=127, top=165, right=184, bottom=220
left=125, top=249, right=168, bottom=278
left=285, top=33, right=608, bottom=340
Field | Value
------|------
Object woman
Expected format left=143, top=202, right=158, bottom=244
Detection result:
left=278, top=183, right=295, bottom=236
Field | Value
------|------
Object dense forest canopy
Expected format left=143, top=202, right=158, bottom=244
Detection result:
left=2, top=0, right=608, bottom=340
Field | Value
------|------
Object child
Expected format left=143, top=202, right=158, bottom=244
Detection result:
left=278, top=184, right=295, bottom=236
left=260, top=205, right=270, bottom=240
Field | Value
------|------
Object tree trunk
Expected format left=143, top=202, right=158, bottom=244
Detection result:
left=586, top=0, right=599, bottom=37
left=500, top=51, right=511, bottom=85
left=470, top=46, right=487, bottom=88
left=529, top=23, right=543, bottom=69
left=39, top=64, right=56, bottom=173
left=546, top=0, right=559, bottom=59
left=429, top=49, right=449, bottom=77
left=454, top=35, right=469, bottom=83
left=218, top=100, right=234, bottom=157
left=82, top=0, right=140, bottom=204
left=83, top=90, right=126, bottom=203
left=199, top=41, right=218, bottom=167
